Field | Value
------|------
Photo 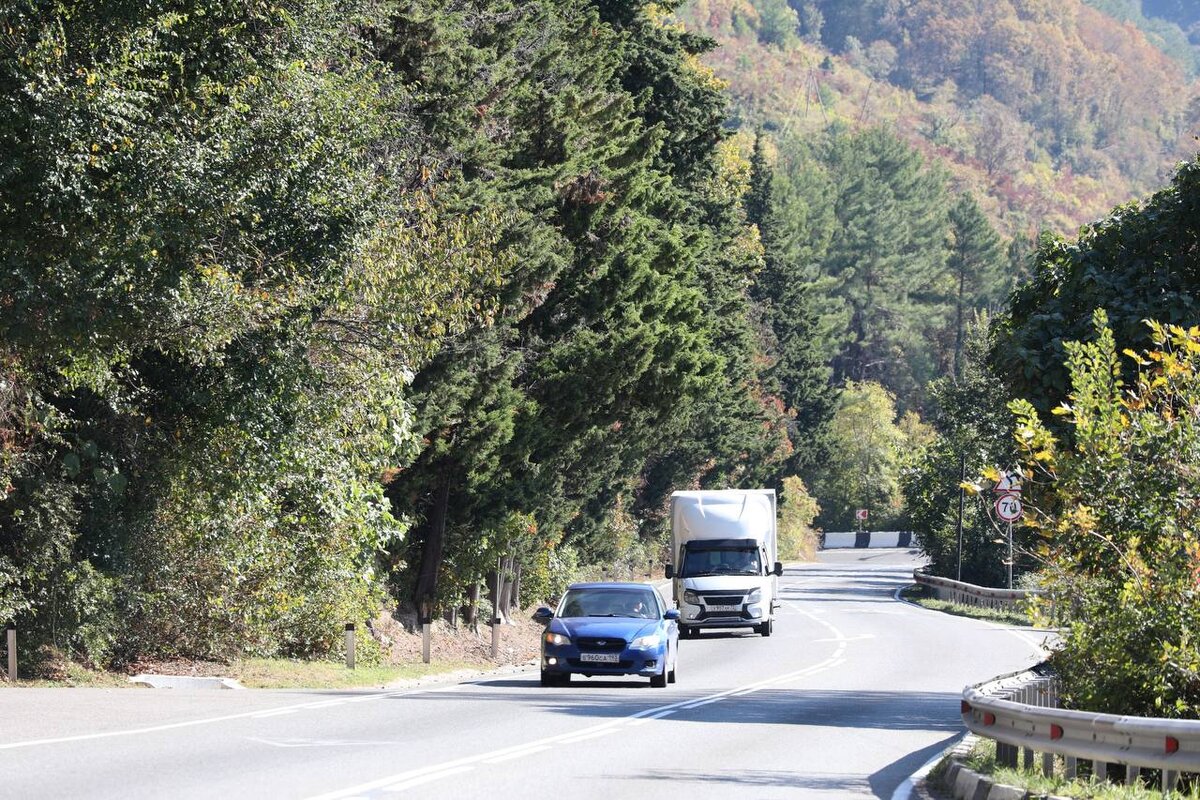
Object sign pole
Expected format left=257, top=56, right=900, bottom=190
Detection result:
left=956, top=455, right=965, bottom=582
left=1007, top=519, right=1014, bottom=590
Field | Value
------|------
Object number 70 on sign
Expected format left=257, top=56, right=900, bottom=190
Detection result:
left=995, top=493, right=1022, bottom=522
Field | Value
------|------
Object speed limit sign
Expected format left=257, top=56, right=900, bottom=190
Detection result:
left=995, top=493, right=1022, bottom=522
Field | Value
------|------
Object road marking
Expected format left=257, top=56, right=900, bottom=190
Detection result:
left=0, top=689, right=414, bottom=751
left=304, top=636, right=858, bottom=800
left=482, top=745, right=553, bottom=764
left=381, top=766, right=475, bottom=792
left=556, top=729, right=616, bottom=744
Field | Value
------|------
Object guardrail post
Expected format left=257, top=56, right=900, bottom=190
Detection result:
left=1092, top=759, right=1108, bottom=783
left=5, top=623, right=15, bottom=682
left=1163, top=770, right=1178, bottom=792
left=1064, top=756, right=1077, bottom=779
left=344, top=623, right=356, bottom=670
left=490, top=617, right=500, bottom=660
left=1124, top=764, right=1139, bottom=786
left=997, top=742, right=1018, bottom=768
left=1041, top=752, right=1053, bottom=778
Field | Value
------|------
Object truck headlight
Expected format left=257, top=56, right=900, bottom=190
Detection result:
left=631, top=634, right=662, bottom=649
left=746, top=588, right=761, bottom=604
left=543, top=632, right=570, bottom=646
left=683, top=590, right=700, bottom=605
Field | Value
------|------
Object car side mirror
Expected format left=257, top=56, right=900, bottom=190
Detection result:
left=664, top=563, right=674, bottom=579
left=533, top=607, right=553, bottom=625
left=773, top=562, right=783, bottom=577
left=664, top=609, right=680, bottom=620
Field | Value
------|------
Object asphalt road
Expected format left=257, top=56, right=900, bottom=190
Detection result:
left=1, top=549, right=1047, bottom=799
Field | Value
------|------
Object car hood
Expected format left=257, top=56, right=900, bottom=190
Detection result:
left=552, top=618, right=658, bottom=641
left=678, top=575, right=765, bottom=592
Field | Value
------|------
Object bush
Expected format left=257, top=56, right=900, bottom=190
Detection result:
left=1014, top=310, right=1200, bottom=717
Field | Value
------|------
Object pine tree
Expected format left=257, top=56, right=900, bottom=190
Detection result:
left=946, top=192, right=1004, bottom=378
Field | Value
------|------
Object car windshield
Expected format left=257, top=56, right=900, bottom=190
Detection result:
left=558, top=588, right=659, bottom=619
left=680, top=547, right=761, bottom=577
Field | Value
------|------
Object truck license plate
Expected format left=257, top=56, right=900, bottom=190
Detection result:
left=580, top=652, right=619, bottom=663
left=707, top=604, right=741, bottom=612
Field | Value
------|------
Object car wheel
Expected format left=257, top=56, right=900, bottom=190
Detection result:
left=540, top=669, right=555, bottom=687
left=679, top=625, right=692, bottom=639
left=667, top=657, right=677, bottom=684
left=650, top=669, right=667, bottom=688
left=757, top=618, right=773, bottom=637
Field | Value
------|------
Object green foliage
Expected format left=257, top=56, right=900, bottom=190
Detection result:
left=778, top=475, right=820, bottom=560
left=902, top=317, right=1027, bottom=587
left=0, top=0, right=500, bottom=664
left=812, top=381, right=906, bottom=530
left=994, top=156, right=1200, bottom=420
left=1014, top=310, right=1200, bottom=717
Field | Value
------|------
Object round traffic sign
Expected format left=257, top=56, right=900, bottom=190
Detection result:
left=995, top=493, right=1022, bottom=522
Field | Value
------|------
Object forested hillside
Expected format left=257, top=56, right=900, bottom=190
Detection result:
left=0, top=0, right=842, bottom=669
left=679, top=0, right=1200, bottom=238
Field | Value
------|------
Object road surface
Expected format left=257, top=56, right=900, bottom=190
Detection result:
left=1, top=549, right=1046, bottom=799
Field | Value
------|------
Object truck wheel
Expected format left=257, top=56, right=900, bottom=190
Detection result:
left=758, top=619, right=773, bottom=637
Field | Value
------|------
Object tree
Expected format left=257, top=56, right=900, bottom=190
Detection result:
left=946, top=192, right=1005, bottom=378
left=994, top=155, right=1200, bottom=420
left=901, top=315, right=1024, bottom=586
left=812, top=381, right=906, bottom=530
left=1011, top=310, right=1200, bottom=717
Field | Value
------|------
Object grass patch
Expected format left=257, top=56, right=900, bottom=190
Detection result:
left=228, top=658, right=482, bottom=689
left=1, top=657, right=493, bottom=690
left=949, top=737, right=1200, bottom=799
left=900, top=584, right=1032, bottom=626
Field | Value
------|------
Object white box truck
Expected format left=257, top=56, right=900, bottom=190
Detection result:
left=665, top=489, right=782, bottom=637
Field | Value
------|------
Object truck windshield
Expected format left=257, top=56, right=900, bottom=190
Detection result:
left=679, top=548, right=761, bottom=578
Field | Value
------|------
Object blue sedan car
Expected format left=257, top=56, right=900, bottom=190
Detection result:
left=535, top=582, right=679, bottom=687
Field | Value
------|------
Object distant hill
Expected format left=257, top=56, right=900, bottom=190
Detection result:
left=677, top=0, right=1200, bottom=238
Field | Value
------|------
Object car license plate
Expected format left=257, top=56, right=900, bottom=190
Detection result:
left=580, top=652, right=620, bottom=663
left=707, top=604, right=741, bottom=612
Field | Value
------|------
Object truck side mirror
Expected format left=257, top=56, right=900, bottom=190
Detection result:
left=773, top=562, right=783, bottom=577
left=664, top=564, right=674, bottom=579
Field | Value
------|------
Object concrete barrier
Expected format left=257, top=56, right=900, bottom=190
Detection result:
left=821, top=531, right=917, bottom=549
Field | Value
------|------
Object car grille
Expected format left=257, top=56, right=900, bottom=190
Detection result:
left=575, top=637, right=627, bottom=652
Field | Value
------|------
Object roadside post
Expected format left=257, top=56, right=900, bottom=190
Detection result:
left=994, top=469, right=1023, bottom=589
left=344, top=623, right=356, bottom=670
left=5, top=622, right=15, bottom=682
left=420, top=599, right=432, bottom=665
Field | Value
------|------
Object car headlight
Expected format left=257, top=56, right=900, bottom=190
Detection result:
left=631, top=633, right=662, bottom=650
left=746, top=588, right=761, bottom=604
left=543, top=632, right=570, bottom=646
left=683, top=590, right=700, bottom=605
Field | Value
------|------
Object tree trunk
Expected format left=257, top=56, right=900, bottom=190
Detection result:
left=465, top=582, right=479, bottom=631
left=510, top=562, right=522, bottom=614
left=412, top=461, right=452, bottom=614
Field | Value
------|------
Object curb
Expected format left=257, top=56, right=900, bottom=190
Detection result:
left=128, top=674, right=245, bottom=690
left=939, top=735, right=1071, bottom=800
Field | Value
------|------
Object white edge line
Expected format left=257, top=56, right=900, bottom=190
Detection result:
left=889, top=733, right=964, bottom=800
left=482, top=745, right=554, bottom=764
left=381, top=765, right=476, bottom=792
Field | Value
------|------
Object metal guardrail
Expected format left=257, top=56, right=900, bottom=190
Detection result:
left=912, top=569, right=1036, bottom=611
left=962, top=664, right=1198, bottom=791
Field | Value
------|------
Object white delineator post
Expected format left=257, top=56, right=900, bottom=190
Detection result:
left=6, top=623, right=16, bottom=682
left=344, top=623, right=356, bottom=670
